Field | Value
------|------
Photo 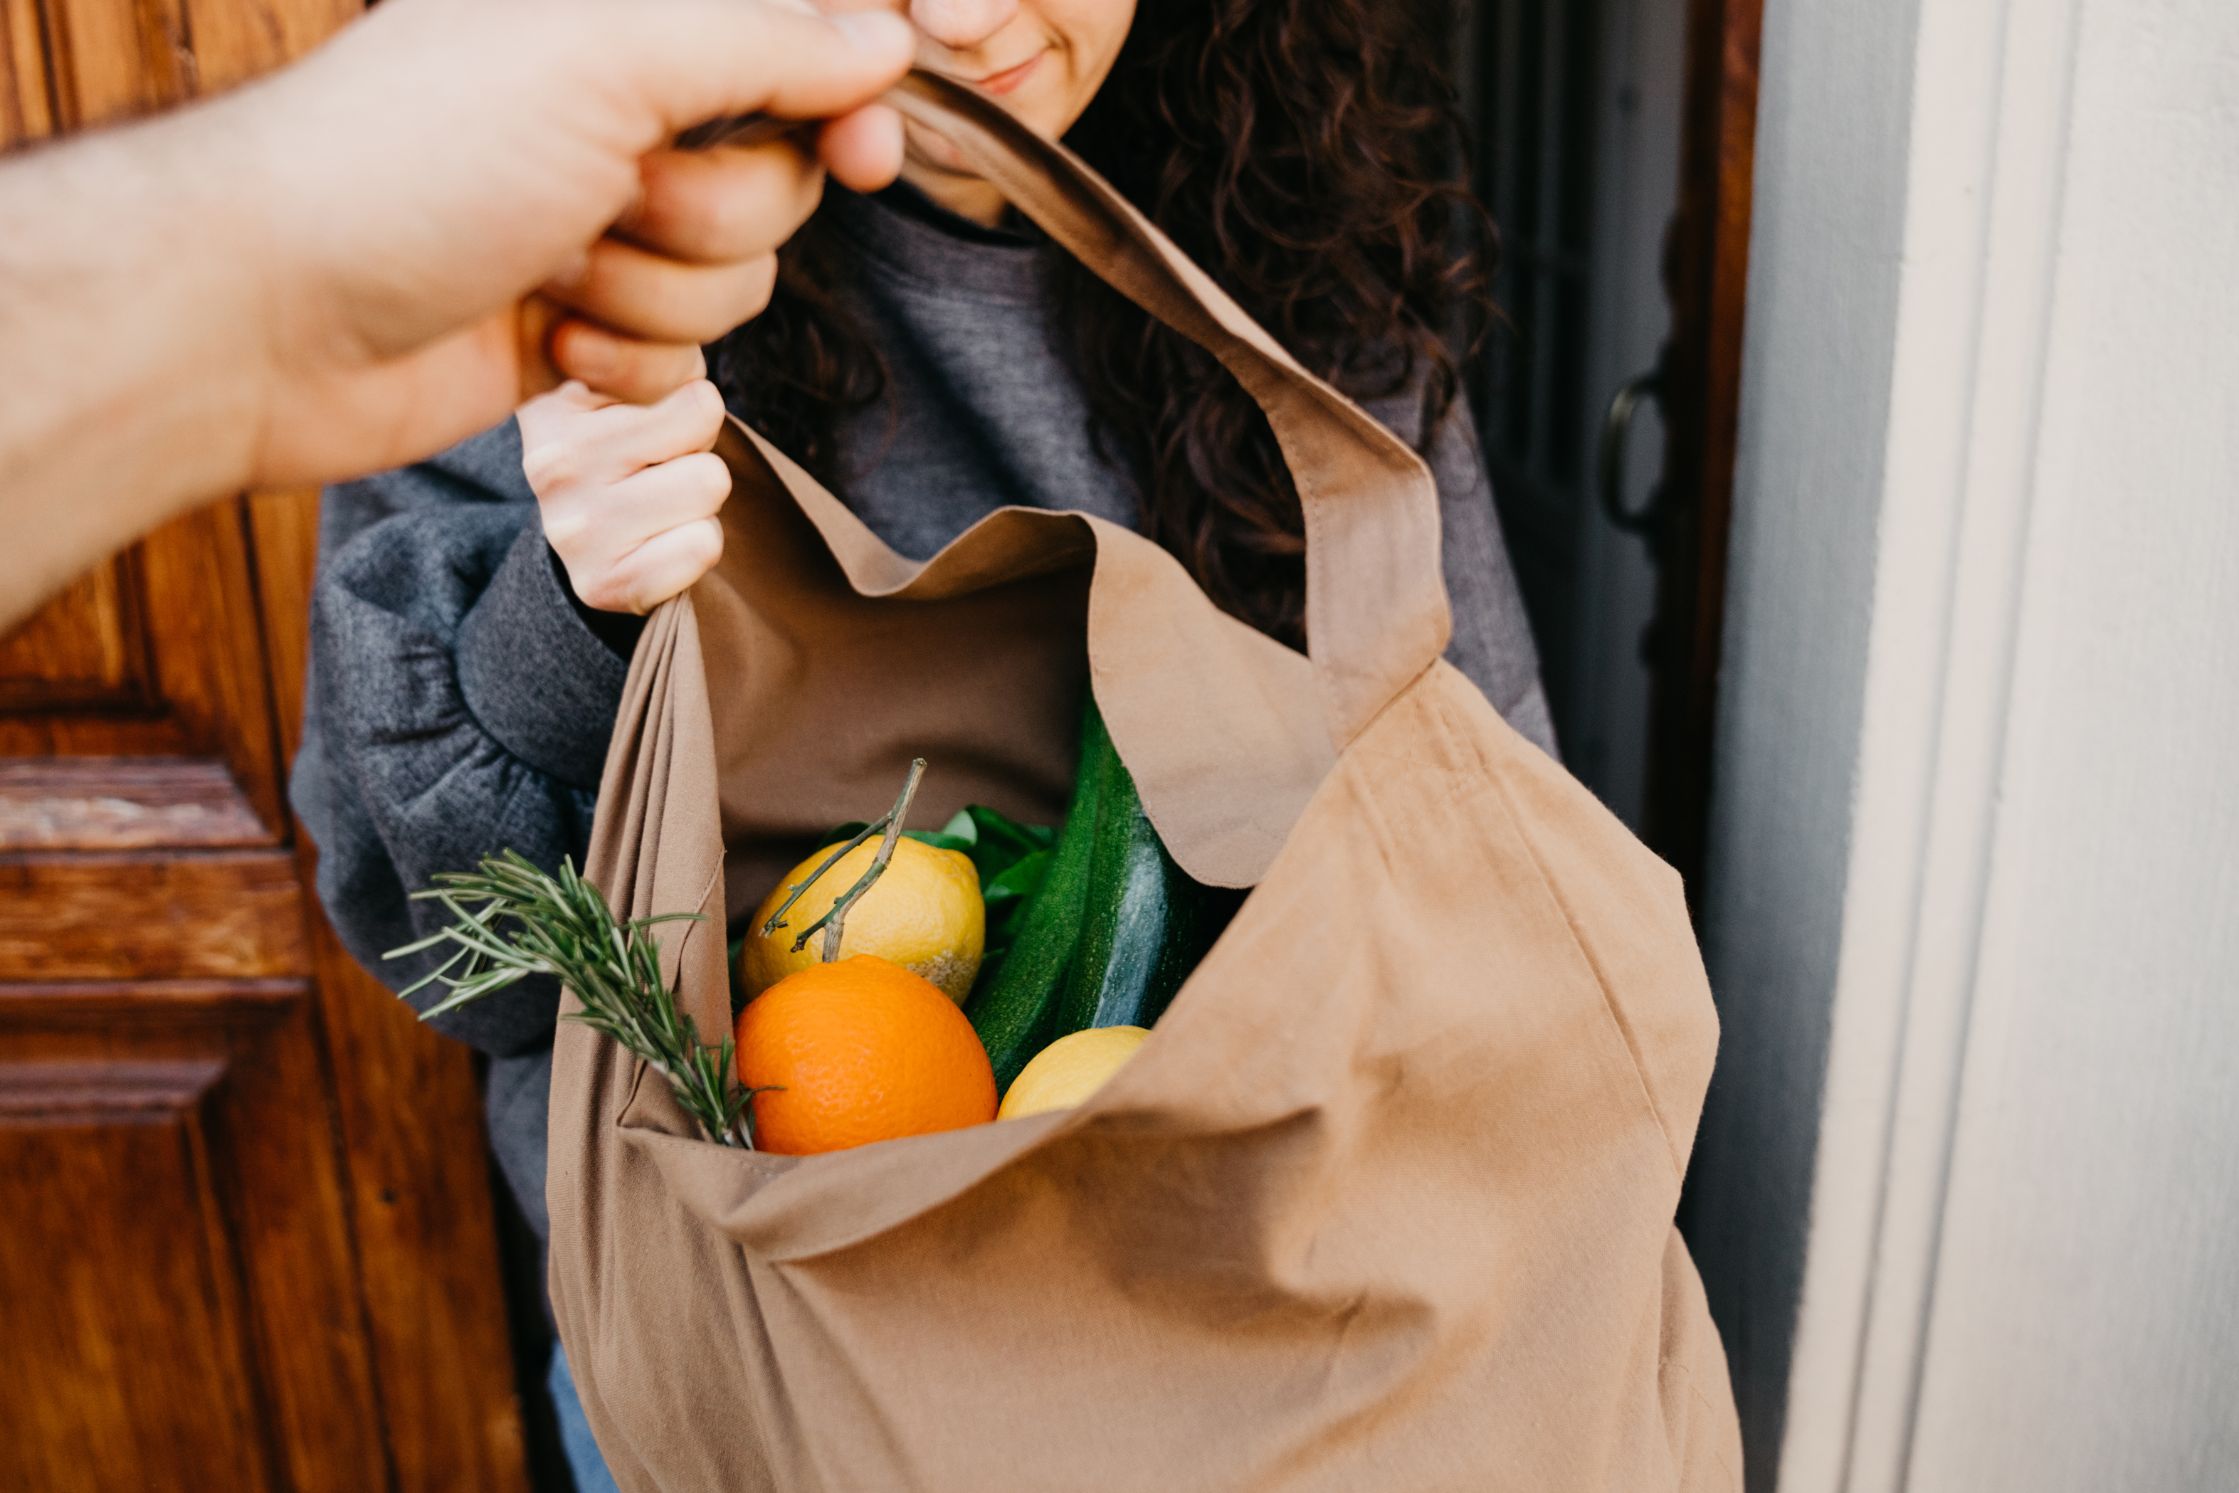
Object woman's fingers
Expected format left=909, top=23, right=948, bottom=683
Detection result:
left=601, top=516, right=727, bottom=615
left=547, top=320, right=708, bottom=406
left=614, top=450, right=734, bottom=539
left=544, top=448, right=732, bottom=613
left=520, top=378, right=615, bottom=427
left=523, top=374, right=703, bottom=490
left=520, top=374, right=723, bottom=483
left=567, top=379, right=727, bottom=481
left=517, top=379, right=618, bottom=494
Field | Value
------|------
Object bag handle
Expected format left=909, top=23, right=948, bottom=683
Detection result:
left=881, top=71, right=1451, bottom=749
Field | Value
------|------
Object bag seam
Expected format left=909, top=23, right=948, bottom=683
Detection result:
left=608, top=852, right=727, bottom=1131
left=1658, top=1356, right=1742, bottom=1487
left=1423, top=689, right=1690, bottom=1186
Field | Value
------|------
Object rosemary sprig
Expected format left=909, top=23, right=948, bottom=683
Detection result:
left=387, top=851, right=760, bottom=1148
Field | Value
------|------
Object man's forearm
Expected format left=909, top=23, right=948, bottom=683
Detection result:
left=0, top=0, right=912, bottom=633
left=0, top=104, right=266, bottom=629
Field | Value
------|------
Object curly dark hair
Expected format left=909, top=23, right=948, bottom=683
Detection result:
left=713, top=0, right=1493, bottom=647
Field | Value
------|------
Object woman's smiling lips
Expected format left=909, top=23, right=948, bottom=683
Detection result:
left=963, top=52, right=1044, bottom=96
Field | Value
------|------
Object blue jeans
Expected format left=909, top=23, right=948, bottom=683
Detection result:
left=546, top=1346, right=621, bottom=1493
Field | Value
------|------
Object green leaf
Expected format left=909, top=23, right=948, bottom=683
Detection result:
left=965, top=805, right=1057, bottom=862
left=974, top=847, right=1053, bottom=1003
left=983, top=847, right=1052, bottom=914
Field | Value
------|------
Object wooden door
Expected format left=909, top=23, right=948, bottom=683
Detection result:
left=1638, top=0, right=1761, bottom=893
left=0, top=4, right=531, bottom=1490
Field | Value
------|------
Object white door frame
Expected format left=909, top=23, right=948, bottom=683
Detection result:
left=1694, top=0, right=2239, bottom=1486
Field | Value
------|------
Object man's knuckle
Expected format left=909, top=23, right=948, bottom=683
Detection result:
left=678, top=452, right=731, bottom=503
left=740, top=255, right=779, bottom=316
left=631, top=270, right=695, bottom=342
left=691, top=379, right=727, bottom=433
left=702, top=185, right=757, bottom=253
left=686, top=517, right=725, bottom=567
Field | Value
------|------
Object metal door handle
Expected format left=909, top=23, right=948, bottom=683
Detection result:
left=1600, top=370, right=1666, bottom=537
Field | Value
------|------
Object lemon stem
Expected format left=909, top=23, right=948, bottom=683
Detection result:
left=760, top=825, right=881, bottom=939
left=782, top=758, right=929, bottom=962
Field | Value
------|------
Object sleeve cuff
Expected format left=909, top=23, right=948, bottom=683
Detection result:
left=454, top=526, right=634, bottom=790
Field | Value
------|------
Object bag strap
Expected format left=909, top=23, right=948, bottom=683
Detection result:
left=882, top=72, right=1451, bottom=750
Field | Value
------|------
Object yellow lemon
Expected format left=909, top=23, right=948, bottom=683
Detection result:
left=742, top=838, right=984, bottom=1002
left=999, top=1026, right=1151, bottom=1120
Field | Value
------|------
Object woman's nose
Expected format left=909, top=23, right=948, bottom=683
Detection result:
left=908, top=0, right=1020, bottom=50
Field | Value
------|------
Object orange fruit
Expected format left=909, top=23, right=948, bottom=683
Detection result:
left=742, top=838, right=984, bottom=1003
left=736, top=955, right=997, bottom=1156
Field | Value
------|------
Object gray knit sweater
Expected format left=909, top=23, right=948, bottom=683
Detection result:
left=290, top=185, right=1553, bottom=1242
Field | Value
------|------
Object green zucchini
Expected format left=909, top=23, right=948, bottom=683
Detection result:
left=967, top=700, right=1111, bottom=1087
left=1053, top=745, right=1220, bottom=1036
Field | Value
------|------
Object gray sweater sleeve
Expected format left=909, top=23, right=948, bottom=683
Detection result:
left=289, top=422, right=632, bottom=1057
left=1366, top=384, right=1559, bottom=758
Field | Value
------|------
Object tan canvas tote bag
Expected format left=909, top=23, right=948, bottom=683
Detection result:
left=547, top=72, right=1740, bottom=1493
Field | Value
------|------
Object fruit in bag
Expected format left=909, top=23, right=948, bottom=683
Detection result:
left=736, top=955, right=997, bottom=1155
left=998, top=1025, right=1149, bottom=1120
left=741, top=837, right=984, bottom=1002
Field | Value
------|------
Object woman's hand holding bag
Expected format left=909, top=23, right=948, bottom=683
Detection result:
left=520, top=379, right=736, bottom=615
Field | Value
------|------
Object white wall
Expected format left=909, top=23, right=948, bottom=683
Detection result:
left=1688, top=0, right=2239, bottom=1488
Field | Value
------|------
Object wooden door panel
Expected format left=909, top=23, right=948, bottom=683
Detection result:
left=1642, top=0, right=1762, bottom=892
left=0, top=559, right=154, bottom=710
left=0, top=985, right=387, bottom=1493
left=3, top=1060, right=275, bottom=1493
left=183, top=0, right=363, bottom=83
left=34, top=0, right=195, bottom=123
left=249, top=489, right=539, bottom=1493
left=0, top=851, right=307, bottom=980
left=0, top=504, right=290, bottom=832
left=0, top=649, right=530, bottom=1492
left=0, top=0, right=533, bottom=1488
left=0, top=758, right=268, bottom=848
left=0, top=0, right=55, bottom=140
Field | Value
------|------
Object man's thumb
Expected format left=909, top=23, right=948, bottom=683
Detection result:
left=619, top=1, right=915, bottom=139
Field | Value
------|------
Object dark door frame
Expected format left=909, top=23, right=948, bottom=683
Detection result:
left=1643, top=0, right=1763, bottom=900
